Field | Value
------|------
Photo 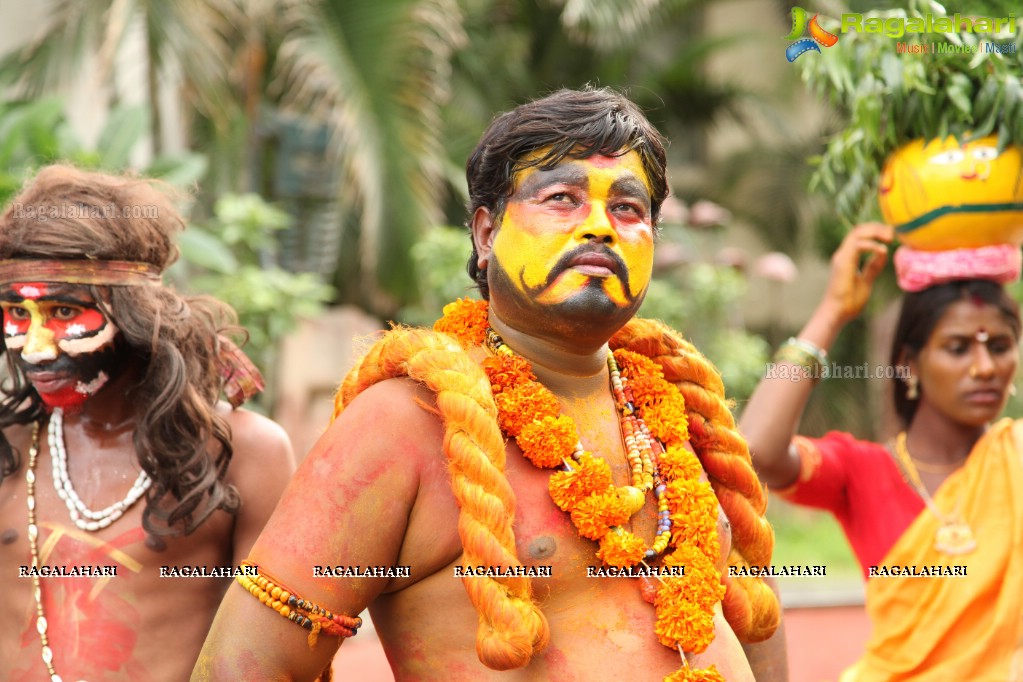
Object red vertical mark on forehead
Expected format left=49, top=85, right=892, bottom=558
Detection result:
left=969, top=294, right=985, bottom=307
left=586, top=155, right=620, bottom=168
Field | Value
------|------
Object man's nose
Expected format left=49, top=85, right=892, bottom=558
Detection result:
left=22, top=319, right=58, bottom=364
left=573, top=201, right=616, bottom=244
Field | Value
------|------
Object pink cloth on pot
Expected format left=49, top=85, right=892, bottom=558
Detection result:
left=894, top=244, right=1022, bottom=292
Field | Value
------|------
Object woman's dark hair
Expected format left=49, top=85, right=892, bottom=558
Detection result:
left=465, top=86, right=669, bottom=299
left=0, top=165, right=241, bottom=536
left=890, top=279, right=1021, bottom=426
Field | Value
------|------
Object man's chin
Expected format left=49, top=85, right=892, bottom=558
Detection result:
left=545, top=288, right=641, bottom=323
left=37, top=389, right=89, bottom=414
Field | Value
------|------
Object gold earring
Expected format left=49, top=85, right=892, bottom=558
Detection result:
left=1011, top=384, right=1018, bottom=397
left=906, top=375, right=919, bottom=400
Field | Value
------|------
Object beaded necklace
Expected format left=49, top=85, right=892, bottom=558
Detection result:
left=484, top=328, right=673, bottom=559
left=49, top=407, right=151, bottom=532
left=25, top=421, right=88, bottom=682
left=437, top=299, right=726, bottom=682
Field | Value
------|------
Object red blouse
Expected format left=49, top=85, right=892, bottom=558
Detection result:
left=776, top=431, right=926, bottom=576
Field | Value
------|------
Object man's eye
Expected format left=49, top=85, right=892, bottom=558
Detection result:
left=53, top=306, right=79, bottom=320
left=5, top=307, right=29, bottom=320
left=613, top=202, right=642, bottom=215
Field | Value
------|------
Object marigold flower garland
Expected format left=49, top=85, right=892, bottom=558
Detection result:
left=435, top=298, right=727, bottom=682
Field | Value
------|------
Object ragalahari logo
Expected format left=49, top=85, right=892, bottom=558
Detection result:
left=785, top=7, right=839, bottom=61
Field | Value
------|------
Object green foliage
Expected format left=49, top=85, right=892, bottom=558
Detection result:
left=802, top=0, right=1023, bottom=223
left=768, top=497, right=860, bottom=583
left=172, top=194, right=335, bottom=383
left=639, top=266, right=770, bottom=401
left=399, top=226, right=479, bottom=326
left=0, top=98, right=97, bottom=204
left=0, top=98, right=207, bottom=207
left=275, top=0, right=466, bottom=307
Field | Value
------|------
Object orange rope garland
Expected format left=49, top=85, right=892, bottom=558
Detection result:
left=334, top=328, right=549, bottom=670
left=331, top=301, right=780, bottom=675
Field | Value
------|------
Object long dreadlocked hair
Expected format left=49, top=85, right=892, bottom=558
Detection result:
left=332, top=318, right=779, bottom=671
left=0, top=165, right=241, bottom=536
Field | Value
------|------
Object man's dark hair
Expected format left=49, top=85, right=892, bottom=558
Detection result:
left=465, top=87, right=669, bottom=299
left=890, top=278, right=1021, bottom=426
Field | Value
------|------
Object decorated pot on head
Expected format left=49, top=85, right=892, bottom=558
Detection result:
left=879, top=135, right=1023, bottom=291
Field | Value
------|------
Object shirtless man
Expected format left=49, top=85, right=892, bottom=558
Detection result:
left=195, top=87, right=782, bottom=681
left=0, top=165, right=294, bottom=681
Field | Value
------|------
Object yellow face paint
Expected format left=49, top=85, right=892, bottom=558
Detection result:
left=3, top=299, right=59, bottom=363
left=491, top=150, right=654, bottom=310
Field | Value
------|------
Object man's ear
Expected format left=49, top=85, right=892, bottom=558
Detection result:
left=471, top=206, right=498, bottom=271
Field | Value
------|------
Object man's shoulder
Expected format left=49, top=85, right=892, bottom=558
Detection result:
left=321, top=376, right=448, bottom=465
left=221, top=406, right=295, bottom=475
left=336, top=377, right=445, bottom=433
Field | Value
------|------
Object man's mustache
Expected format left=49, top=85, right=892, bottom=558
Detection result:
left=521, top=244, right=633, bottom=299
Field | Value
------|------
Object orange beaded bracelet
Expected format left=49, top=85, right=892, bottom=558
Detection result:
left=236, top=561, right=362, bottom=647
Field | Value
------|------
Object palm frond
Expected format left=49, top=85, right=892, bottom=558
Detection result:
left=0, top=0, right=239, bottom=129
left=275, top=0, right=465, bottom=306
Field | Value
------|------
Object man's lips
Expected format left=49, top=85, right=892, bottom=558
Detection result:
left=24, top=371, right=76, bottom=394
left=569, top=252, right=618, bottom=276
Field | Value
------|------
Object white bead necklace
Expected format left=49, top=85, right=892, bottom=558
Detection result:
left=48, top=407, right=151, bottom=532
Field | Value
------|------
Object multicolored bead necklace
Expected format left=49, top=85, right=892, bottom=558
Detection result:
left=485, top=327, right=673, bottom=559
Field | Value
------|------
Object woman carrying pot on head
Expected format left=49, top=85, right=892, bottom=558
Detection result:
left=740, top=220, right=1023, bottom=680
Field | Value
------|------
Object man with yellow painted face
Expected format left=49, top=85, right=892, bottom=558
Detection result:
left=0, top=165, right=295, bottom=681
left=196, top=87, right=783, bottom=681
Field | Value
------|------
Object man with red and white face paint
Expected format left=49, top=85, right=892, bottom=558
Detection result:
left=197, top=88, right=786, bottom=682
left=0, top=165, right=294, bottom=682
left=2, top=281, right=122, bottom=410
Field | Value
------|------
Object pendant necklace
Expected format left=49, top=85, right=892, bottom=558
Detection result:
left=893, top=432, right=977, bottom=555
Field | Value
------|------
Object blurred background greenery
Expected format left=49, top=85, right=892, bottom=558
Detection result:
left=0, top=0, right=835, bottom=407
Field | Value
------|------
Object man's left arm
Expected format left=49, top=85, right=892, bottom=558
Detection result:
left=223, top=408, right=296, bottom=560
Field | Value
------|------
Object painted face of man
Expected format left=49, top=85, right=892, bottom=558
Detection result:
left=1, top=282, right=122, bottom=410
left=488, top=150, right=655, bottom=324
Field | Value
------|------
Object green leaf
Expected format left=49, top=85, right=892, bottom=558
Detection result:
left=96, top=105, right=148, bottom=169
left=946, top=73, right=972, bottom=116
left=145, top=152, right=209, bottom=187
left=176, top=225, right=239, bottom=274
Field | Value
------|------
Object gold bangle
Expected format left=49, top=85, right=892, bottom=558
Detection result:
left=773, top=337, right=829, bottom=380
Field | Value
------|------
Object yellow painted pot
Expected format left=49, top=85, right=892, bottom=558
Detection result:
left=878, top=135, right=1023, bottom=250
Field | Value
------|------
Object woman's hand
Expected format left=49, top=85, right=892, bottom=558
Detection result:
left=820, top=222, right=894, bottom=326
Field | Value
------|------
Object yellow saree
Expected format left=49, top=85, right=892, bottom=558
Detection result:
left=843, top=418, right=1023, bottom=681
